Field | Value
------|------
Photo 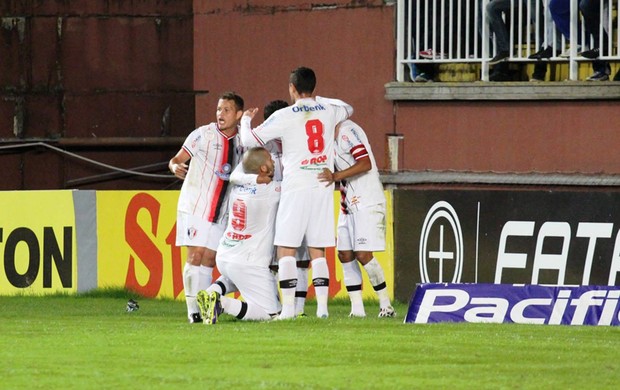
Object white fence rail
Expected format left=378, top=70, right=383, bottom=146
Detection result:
left=396, top=0, right=620, bottom=81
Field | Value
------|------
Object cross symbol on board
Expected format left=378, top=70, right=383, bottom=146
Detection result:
left=428, top=225, right=454, bottom=283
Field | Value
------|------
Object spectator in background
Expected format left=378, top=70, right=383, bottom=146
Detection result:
left=528, top=0, right=562, bottom=81
left=578, top=0, right=612, bottom=81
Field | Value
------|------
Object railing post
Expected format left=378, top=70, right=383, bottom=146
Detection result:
left=569, top=0, right=578, bottom=80
left=397, top=0, right=405, bottom=82
left=481, top=0, right=490, bottom=81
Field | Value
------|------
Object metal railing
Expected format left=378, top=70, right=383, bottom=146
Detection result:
left=396, top=0, right=620, bottom=81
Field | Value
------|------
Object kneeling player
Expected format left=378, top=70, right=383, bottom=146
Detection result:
left=197, top=147, right=281, bottom=323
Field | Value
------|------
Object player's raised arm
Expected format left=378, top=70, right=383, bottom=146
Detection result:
left=239, top=108, right=263, bottom=147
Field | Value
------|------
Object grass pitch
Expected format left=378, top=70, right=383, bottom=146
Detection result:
left=0, top=290, right=618, bottom=389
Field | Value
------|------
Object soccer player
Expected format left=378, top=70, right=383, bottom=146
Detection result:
left=169, top=92, right=245, bottom=323
left=262, top=99, right=311, bottom=317
left=317, top=119, right=395, bottom=318
left=239, top=67, right=353, bottom=319
left=197, top=147, right=282, bottom=323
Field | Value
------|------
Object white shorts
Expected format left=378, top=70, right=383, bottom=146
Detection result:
left=175, top=211, right=226, bottom=250
left=336, top=203, right=386, bottom=252
left=216, top=260, right=281, bottom=315
left=274, top=188, right=335, bottom=248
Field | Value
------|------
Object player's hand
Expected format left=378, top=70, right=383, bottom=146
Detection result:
left=317, top=168, right=334, bottom=186
left=256, top=174, right=273, bottom=185
left=243, top=108, right=258, bottom=119
left=170, top=162, right=188, bottom=179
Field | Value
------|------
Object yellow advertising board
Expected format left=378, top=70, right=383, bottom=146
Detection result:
left=0, top=190, right=77, bottom=294
left=97, top=191, right=184, bottom=299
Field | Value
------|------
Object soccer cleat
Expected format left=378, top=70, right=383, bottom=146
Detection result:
left=348, top=311, right=366, bottom=318
left=378, top=306, right=396, bottom=318
left=188, top=312, right=203, bottom=324
left=198, top=290, right=222, bottom=325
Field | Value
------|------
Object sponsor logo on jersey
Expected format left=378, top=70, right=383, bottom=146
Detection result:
left=300, top=154, right=328, bottom=170
left=215, top=163, right=232, bottom=180
left=225, top=232, right=252, bottom=241
left=292, top=104, right=326, bottom=113
left=238, top=185, right=257, bottom=195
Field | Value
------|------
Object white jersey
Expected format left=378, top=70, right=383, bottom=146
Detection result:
left=240, top=97, right=352, bottom=193
left=217, top=180, right=281, bottom=268
left=335, top=120, right=385, bottom=213
left=177, top=123, right=244, bottom=223
left=230, top=140, right=283, bottom=186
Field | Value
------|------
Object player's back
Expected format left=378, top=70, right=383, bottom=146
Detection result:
left=217, top=181, right=280, bottom=267
left=336, top=120, right=385, bottom=211
left=257, top=98, right=346, bottom=192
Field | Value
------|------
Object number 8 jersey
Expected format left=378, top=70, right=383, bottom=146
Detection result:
left=240, top=97, right=352, bottom=192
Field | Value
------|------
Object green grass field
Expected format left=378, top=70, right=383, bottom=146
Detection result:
left=0, top=290, right=618, bottom=389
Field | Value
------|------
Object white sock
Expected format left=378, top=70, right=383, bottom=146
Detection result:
left=198, top=265, right=214, bottom=291
left=278, top=256, right=297, bottom=318
left=342, top=261, right=365, bottom=315
left=207, top=275, right=234, bottom=295
left=311, top=257, right=329, bottom=318
left=295, top=266, right=309, bottom=315
left=183, top=263, right=201, bottom=316
left=363, top=258, right=391, bottom=309
left=221, top=297, right=272, bottom=321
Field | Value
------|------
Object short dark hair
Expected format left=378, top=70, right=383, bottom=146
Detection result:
left=263, top=100, right=289, bottom=120
left=242, top=147, right=269, bottom=174
left=218, top=91, right=244, bottom=111
left=289, top=67, right=316, bottom=95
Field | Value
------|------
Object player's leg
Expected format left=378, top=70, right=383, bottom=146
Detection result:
left=276, top=246, right=298, bottom=319
left=273, top=190, right=312, bottom=319
left=198, top=220, right=226, bottom=290
left=339, top=250, right=366, bottom=317
left=295, top=258, right=310, bottom=316
left=183, top=246, right=207, bottom=323
left=308, top=247, right=330, bottom=318
left=204, top=261, right=280, bottom=323
left=336, top=212, right=365, bottom=317
left=353, top=203, right=395, bottom=317
left=306, top=187, right=336, bottom=318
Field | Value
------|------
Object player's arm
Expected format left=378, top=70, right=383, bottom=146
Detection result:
left=169, top=148, right=191, bottom=180
left=230, top=156, right=273, bottom=185
left=317, top=156, right=371, bottom=186
left=239, top=108, right=275, bottom=148
left=229, top=163, right=258, bottom=185
left=316, top=95, right=354, bottom=120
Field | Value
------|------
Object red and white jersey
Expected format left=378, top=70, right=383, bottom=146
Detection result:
left=335, top=120, right=385, bottom=213
left=240, top=97, right=352, bottom=192
left=217, top=180, right=281, bottom=268
left=177, top=123, right=244, bottom=224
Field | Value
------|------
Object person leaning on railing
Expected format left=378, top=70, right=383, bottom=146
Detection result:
left=577, top=0, right=614, bottom=81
